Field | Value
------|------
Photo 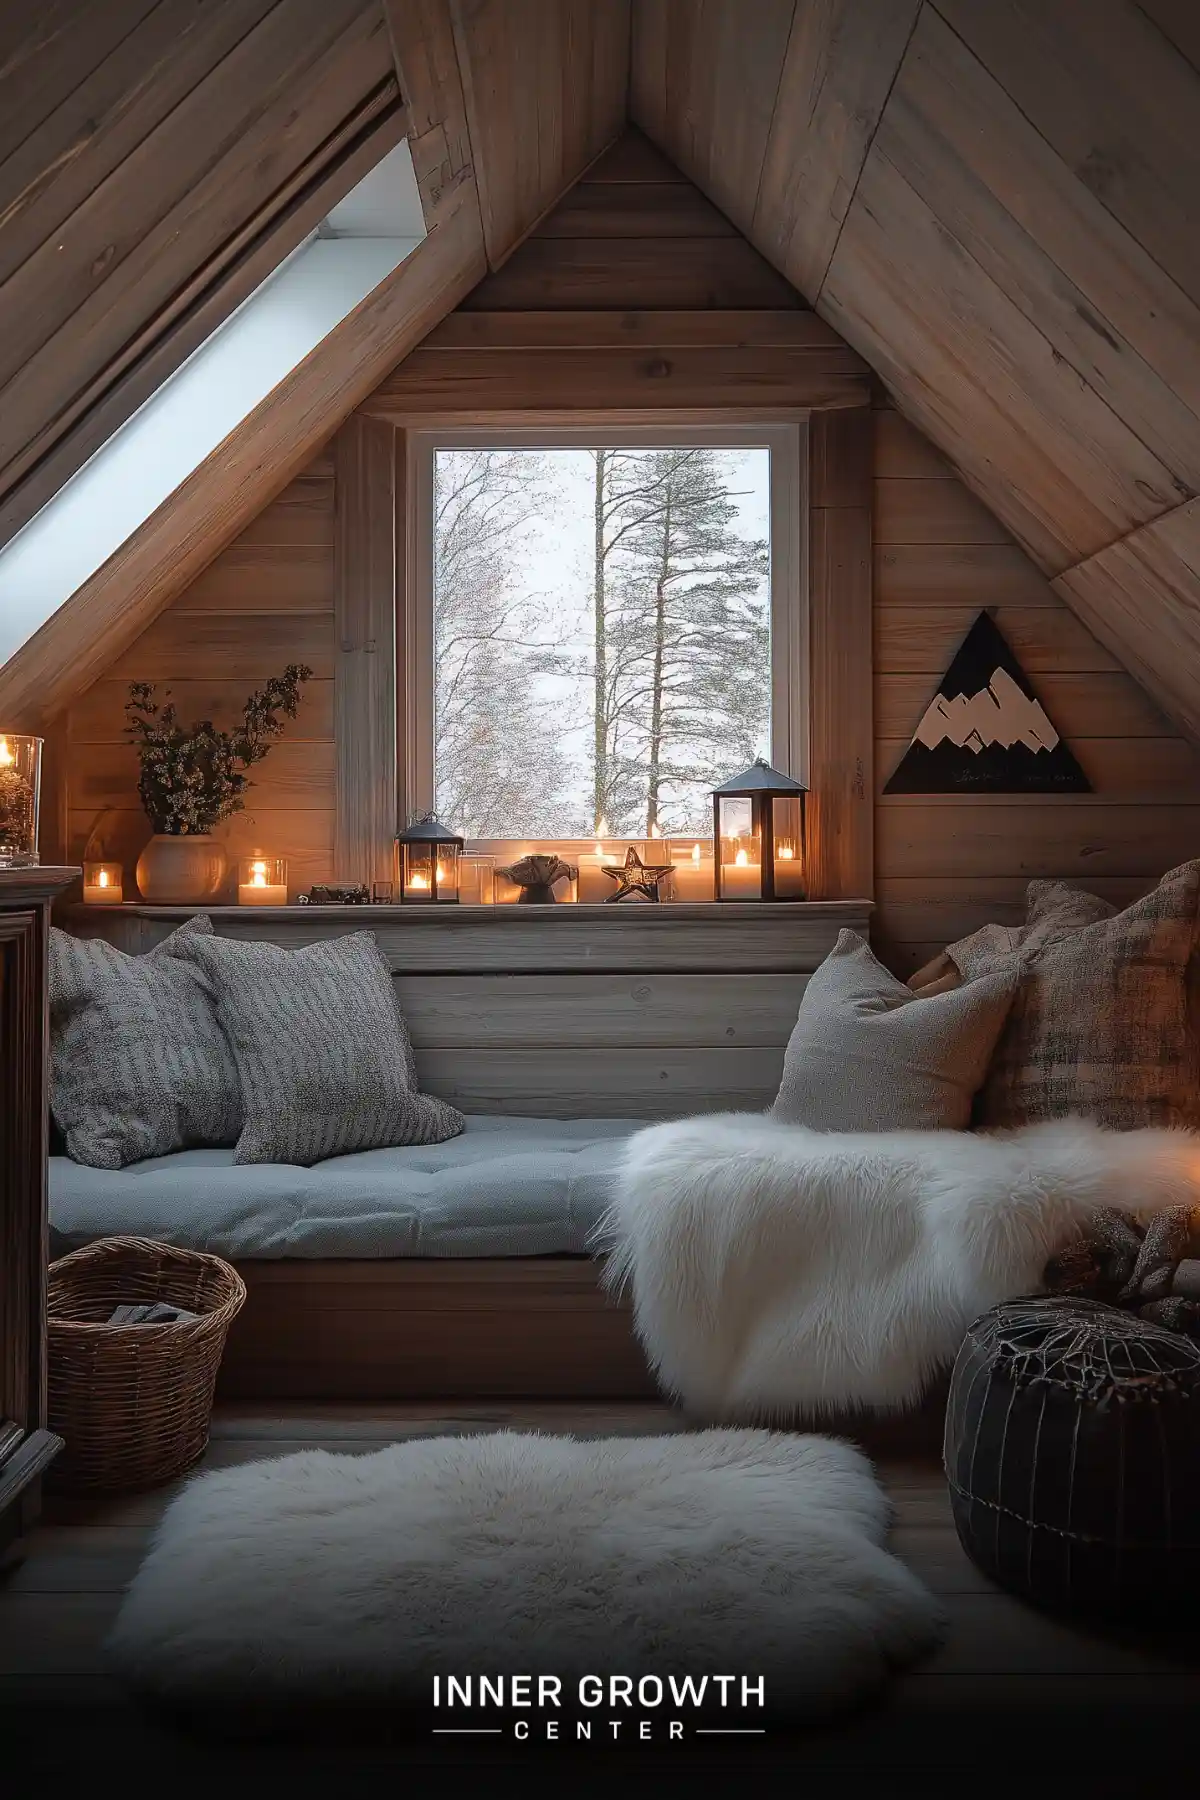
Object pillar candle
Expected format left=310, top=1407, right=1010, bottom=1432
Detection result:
left=576, top=844, right=620, bottom=903
left=773, top=841, right=806, bottom=899
left=667, top=841, right=714, bottom=902
left=719, top=845, right=762, bottom=900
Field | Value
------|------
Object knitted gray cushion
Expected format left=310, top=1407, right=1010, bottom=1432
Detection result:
left=772, top=930, right=1017, bottom=1131
left=173, top=929, right=464, bottom=1165
left=49, top=915, right=241, bottom=1169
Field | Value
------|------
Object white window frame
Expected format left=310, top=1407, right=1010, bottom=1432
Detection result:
left=404, top=419, right=807, bottom=849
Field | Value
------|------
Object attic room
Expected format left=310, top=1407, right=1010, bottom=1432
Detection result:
left=2, top=0, right=1199, bottom=1778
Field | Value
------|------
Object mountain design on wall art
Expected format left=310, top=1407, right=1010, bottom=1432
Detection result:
left=884, top=610, right=1091, bottom=794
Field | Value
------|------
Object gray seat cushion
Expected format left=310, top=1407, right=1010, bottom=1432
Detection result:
left=48, top=1115, right=642, bottom=1260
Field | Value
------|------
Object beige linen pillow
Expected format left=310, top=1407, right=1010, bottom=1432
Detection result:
left=772, top=930, right=1017, bottom=1132
left=954, top=863, right=1200, bottom=1132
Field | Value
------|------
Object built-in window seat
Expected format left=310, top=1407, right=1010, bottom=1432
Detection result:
left=52, top=900, right=869, bottom=1397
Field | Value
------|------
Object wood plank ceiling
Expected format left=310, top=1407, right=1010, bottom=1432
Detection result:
left=0, top=0, right=630, bottom=728
left=5, top=0, right=1199, bottom=756
left=0, top=0, right=408, bottom=551
left=631, top=0, right=1200, bottom=745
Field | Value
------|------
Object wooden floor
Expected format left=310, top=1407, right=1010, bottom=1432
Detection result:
left=2, top=1401, right=1196, bottom=1779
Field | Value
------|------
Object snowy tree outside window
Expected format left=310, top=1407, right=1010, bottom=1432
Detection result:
left=431, top=443, right=774, bottom=839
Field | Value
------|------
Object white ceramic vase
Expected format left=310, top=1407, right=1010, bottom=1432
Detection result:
left=135, top=833, right=227, bottom=904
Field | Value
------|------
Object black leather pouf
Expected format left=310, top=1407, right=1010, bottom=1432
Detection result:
left=944, top=1297, right=1200, bottom=1619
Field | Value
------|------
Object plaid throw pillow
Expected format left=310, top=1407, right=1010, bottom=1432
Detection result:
left=949, top=864, right=1200, bottom=1132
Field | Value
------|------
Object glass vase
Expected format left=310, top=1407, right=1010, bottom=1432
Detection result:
left=0, top=734, right=42, bottom=867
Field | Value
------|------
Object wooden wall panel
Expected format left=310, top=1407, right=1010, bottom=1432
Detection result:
left=630, top=0, right=1200, bottom=749
left=334, top=416, right=399, bottom=887
left=870, top=404, right=1200, bottom=974
left=807, top=407, right=873, bottom=898
left=447, top=0, right=630, bottom=266
left=462, top=126, right=801, bottom=311
left=64, top=457, right=338, bottom=903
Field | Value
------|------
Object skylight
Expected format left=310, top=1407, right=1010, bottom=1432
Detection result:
left=0, top=139, right=426, bottom=667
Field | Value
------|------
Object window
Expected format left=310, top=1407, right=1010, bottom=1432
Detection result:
left=0, top=140, right=425, bottom=667
left=407, top=424, right=804, bottom=842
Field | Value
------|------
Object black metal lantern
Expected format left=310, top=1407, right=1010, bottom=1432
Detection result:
left=395, top=814, right=463, bottom=904
left=711, top=759, right=808, bottom=902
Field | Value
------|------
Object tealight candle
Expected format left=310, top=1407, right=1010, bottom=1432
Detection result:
left=83, top=861, right=123, bottom=904
left=238, top=856, right=288, bottom=906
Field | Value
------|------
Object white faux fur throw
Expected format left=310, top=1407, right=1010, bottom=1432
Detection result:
left=599, top=1115, right=1200, bottom=1420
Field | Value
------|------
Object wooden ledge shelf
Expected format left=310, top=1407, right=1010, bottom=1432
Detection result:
left=66, top=899, right=870, bottom=921
left=62, top=898, right=871, bottom=978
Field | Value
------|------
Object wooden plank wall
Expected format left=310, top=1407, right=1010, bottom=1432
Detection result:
left=630, top=0, right=1200, bottom=752
left=0, top=0, right=404, bottom=552
left=872, top=399, right=1200, bottom=976
left=58, top=125, right=1200, bottom=962
left=365, top=129, right=874, bottom=897
left=63, top=452, right=337, bottom=899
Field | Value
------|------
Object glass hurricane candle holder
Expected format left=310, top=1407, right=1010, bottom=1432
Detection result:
left=238, top=856, right=288, bottom=905
left=458, top=855, right=495, bottom=905
left=83, top=862, right=124, bottom=904
left=0, top=734, right=42, bottom=867
left=667, top=839, right=715, bottom=902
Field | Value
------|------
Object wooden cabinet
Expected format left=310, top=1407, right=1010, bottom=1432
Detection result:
left=0, top=868, right=76, bottom=1552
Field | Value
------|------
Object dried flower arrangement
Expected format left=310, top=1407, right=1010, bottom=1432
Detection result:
left=124, top=666, right=312, bottom=835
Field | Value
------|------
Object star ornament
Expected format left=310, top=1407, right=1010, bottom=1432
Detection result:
left=602, top=846, right=675, bottom=904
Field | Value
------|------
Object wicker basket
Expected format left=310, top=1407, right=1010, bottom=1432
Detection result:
left=47, top=1236, right=246, bottom=1492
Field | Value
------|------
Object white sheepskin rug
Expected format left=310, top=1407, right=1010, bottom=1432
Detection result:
left=599, top=1114, right=1200, bottom=1420
left=108, top=1429, right=940, bottom=1725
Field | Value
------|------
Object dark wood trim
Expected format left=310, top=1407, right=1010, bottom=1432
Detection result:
left=218, top=1257, right=656, bottom=1400
left=0, top=867, right=77, bottom=1540
left=0, top=911, right=46, bottom=1433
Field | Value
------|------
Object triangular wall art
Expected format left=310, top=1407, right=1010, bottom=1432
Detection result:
left=884, top=610, right=1091, bottom=795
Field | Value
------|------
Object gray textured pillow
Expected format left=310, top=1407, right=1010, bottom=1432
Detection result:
left=772, top=930, right=1017, bottom=1132
left=49, top=915, right=241, bottom=1169
left=172, top=929, right=464, bottom=1165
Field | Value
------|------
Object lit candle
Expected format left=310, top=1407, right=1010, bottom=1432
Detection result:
left=83, top=861, right=123, bottom=904
left=238, top=856, right=288, bottom=906
left=667, top=840, right=714, bottom=903
left=403, top=859, right=457, bottom=901
left=719, top=842, right=762, bottom=901
left=576, top=838, right=620, bottom=903
left=0, top=733, right=39, bottom=867
left=773, top=839, right=806, bottom=899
